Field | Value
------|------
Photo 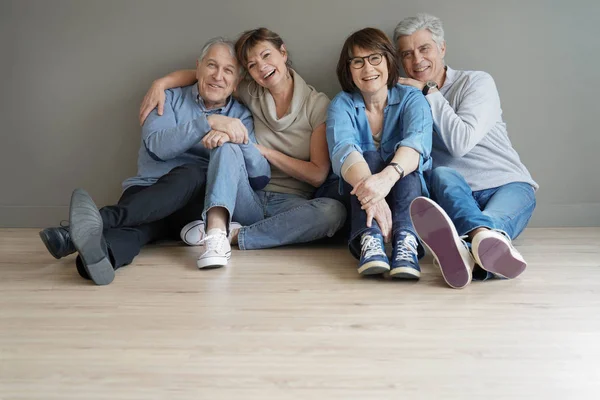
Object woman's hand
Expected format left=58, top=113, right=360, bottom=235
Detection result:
left=254, top=143, right=271, bottom=158
left=364, top=199, right=393, bottom=243
left=351, top=171, right=396, bottom=210
left=398, top=77, right=425, bottom=90
left=139, top=81, right=166, bottom=125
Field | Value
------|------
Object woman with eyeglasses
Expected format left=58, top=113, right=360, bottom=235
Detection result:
left=327, top=27, right=433, bottom=278
left=138, top=28, right=346, bottom=266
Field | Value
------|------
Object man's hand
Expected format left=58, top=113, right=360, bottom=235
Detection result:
left=364, top=199, right=393, bottom=243
left=139, top=81, right=166, bottom=125
left=351, top=171, right=395, bottom=210
left=398, top=77, right=425, bottom=91
left=207, top=115, right=248, bottom=144
left=201, top=130, right=231, bottom=149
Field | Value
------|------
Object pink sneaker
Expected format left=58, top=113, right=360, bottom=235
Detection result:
left=409, top=197, right=474, bottom=289
left=471, top=230, right=526, bottom=279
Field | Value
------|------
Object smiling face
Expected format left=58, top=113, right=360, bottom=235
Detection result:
left=349, top=47, right=389, bottom=97
left=196, top=44, right=239, bottom=109
left=244, top=40, right=288, bottom=89
left=396, top=28, right=446, bottom=85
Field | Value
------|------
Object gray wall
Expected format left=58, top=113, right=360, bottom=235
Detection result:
left=2, top=0, right=599, bottom=227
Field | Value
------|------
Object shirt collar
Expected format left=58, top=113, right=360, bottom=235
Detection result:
left=191, top=84, right=232, bottom=114
left=441, top=65, right=455, bottom=90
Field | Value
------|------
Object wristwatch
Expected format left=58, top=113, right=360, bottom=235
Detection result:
left=388, top=162, right=405, bottom=179
left=422, top=80, right=438, bottom=96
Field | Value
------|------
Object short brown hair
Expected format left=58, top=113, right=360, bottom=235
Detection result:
left=235, top=27, right=292, bottom=72
left=336, top=27, right=399, bottom=93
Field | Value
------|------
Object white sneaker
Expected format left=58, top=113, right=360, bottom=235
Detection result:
left=196, top=229, right=231, bottom=269
left=181, top=220, right=242, bottom=246
left=471, top=230, right=526, bottom=279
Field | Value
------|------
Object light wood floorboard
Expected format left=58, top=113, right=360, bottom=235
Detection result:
left=1, top=228, right=599, bottom=399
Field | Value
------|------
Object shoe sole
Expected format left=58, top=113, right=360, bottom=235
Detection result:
left=410, top=197, right=472, bottom=289
left=38, top=230, right=61, bottom=259
left=197, top=253, right=231, bottom=269
left=474, top=236, right=526, bottom=279
left=358, top=261, right=390, bottom=275
left=69, top=189, right=115, bottom=286
left=389, top=266, right=421, bottom=279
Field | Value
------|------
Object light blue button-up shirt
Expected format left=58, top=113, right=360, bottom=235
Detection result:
left=123, top=84, right=255, bottom=191
left=326, top=83, right=433, bottom=194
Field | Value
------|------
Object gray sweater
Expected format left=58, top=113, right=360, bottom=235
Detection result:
left=426, top=67, right=538, bottom=191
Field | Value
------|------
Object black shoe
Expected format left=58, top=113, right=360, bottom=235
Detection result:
left=75, top=255, right=91, bottom=280
left=69, top=189, right=115, bottom=286
left=39, top=223, right=76, bottom=259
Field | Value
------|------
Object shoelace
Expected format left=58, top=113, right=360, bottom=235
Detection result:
left=199, top=233, right=228, bottom=253
left=395, top=234, right=418, bottom=262
left=360, top=234, right=384, bottom=259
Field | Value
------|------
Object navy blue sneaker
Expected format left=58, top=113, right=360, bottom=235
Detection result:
left=357, top=230, right=390, bottom=275
left=389, top=231, right=421, bottom=279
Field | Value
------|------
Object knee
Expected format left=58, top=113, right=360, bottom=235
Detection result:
left=362, top=151, right=384, bottom=172
left=211, top=142, right=243, bottom=161
left=312, top=198, right=347, bottom=230
left=429, top=166, right=461, bottom=191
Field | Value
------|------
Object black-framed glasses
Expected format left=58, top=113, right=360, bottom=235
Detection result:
left=348, top=53, right=384, bottom=69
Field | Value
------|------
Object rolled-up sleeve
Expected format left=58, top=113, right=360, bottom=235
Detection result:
left=326, top=95, right=363, bottom=177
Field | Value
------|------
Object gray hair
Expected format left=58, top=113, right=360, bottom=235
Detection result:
left=198, top=37, right=241, bottom=74
left=393, top=13, right=445, bottom=50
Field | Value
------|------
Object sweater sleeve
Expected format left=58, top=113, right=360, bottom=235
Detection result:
left=308, top=92, right=330, bottom=130
left=426, top=72, right=501, bottom=158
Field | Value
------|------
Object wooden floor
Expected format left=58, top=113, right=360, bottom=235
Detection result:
left=1, top=228, right=600, bottom=399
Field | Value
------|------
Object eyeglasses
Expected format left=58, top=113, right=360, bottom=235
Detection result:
left=348, top=53, right=384, bottom=69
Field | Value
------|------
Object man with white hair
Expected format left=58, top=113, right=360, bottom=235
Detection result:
left=394, top=14, right=538, bottom=288
left=39, top=37, right=269, bottom=285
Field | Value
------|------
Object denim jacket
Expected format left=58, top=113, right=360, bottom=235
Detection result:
left=326, top=83, right=433, bottom=194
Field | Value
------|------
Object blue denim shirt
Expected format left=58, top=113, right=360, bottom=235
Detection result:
left=123, top=84, right=258, bottom=191
left=326, top=83, right=433, bottom=194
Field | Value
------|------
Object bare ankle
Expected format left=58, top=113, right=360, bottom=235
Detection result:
left=467, top=227, right=489, bottom=241
left=230, top=228, right=239, bottom=245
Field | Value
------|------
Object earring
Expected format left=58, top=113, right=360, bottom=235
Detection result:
left=247, top=79, right=261, bottom=99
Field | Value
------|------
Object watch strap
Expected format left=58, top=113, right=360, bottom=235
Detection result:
left=389, top=162, right=405, bottom=179
left=422, top=81, right=438, bottom=96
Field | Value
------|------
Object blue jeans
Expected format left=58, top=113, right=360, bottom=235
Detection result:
left=313, top=170, right=352, bottom=239
left=346, top=151, right=424, bottom=259
left=203, top=143, right=347, bottom=250
left=428, top=167, right=536, bottom=239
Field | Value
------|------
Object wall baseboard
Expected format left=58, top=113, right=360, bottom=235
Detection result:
left=1, top=204, right=599, bottom=228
